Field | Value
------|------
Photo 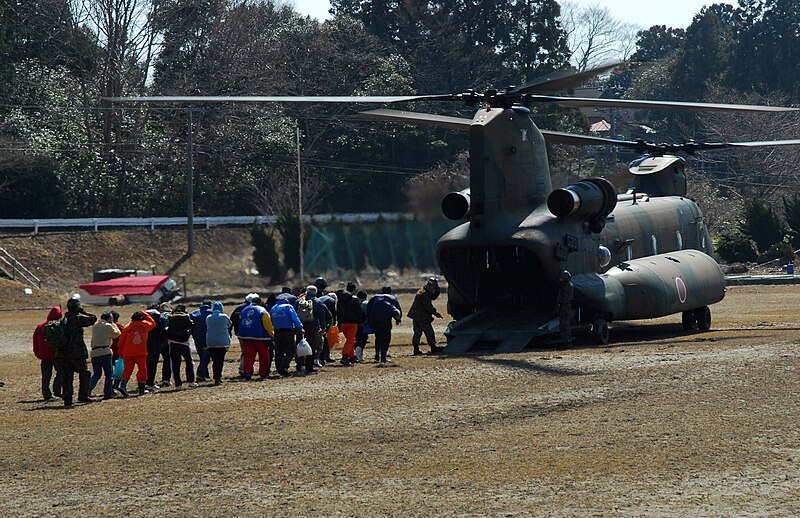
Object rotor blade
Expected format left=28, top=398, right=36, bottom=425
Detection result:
left=542, top=131, right=800, bottom=154
left=509, top=61, right=623, bottom=96
left=643, top=139, right=800, bottom=153
left=357, top=109, right=472, bottom=131
left=104, top=94, right=457, bottom=104
left=540, top=130, right=631, bottom=147
left=528, top=95, right=800, bottom=112
left=725, top=139, right=800, bottom=147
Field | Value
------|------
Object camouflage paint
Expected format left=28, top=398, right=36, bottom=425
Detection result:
left=437, top=109, right=725, bottom=351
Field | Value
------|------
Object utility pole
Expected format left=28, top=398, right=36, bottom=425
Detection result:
left=186, top=108, right=202, bottom=256
left=296, top=121, right=304, bottom=278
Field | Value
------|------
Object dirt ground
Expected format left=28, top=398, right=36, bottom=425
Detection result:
left=2, top=285, right=800, bottom=516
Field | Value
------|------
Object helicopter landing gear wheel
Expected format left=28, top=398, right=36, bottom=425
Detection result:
left=682, top=311, right=696, bottom=330
left=694, top=306, right=711, bottom=331
left=591, top=318, right=610, bottom=345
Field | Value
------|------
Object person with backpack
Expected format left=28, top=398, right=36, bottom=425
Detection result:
left=206, top=301, right=233, bottom=385
left=56, top=297, right=98, bottom=407
left=88, top=311, right=122, bottom=400
left=296, top=285, right=330, bottom=373
left=366, top=287, right=402, bottom=364
left=238, top=295, right=275, bottom=380
left=190, top=300, right=213, bottom=381
left=407, top=277, right=444, bottom=355
left=118, top=310, right=157, bottom=397
left=32, top=305, right=64, bottom=401
left=166, top=304, right=195, bottom=389
left=336, top=289, right=364, bottom=365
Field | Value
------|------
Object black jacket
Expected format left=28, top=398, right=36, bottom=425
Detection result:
left=336, top=291, right=364, bottom=324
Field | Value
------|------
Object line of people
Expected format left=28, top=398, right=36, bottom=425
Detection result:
left=31, top=276, right=444, bottom=407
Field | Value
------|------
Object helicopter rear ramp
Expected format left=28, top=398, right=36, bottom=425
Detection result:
left=443, top=309, right=558, bottom=354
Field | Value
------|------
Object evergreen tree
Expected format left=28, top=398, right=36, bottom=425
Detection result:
left=783, top=193, right=800, bottom=250
left=739, top=199, right=785, bottom=254
left=631, top=25, right=685, bottom=62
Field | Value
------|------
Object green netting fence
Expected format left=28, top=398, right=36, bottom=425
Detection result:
left=304, top=218, right=460, bottom=275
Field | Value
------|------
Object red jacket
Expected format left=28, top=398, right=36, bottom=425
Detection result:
left=33, top=306, right=63, bottom=361
left=110, top=322, right=124, bottom=360
left=118, top=312, right=156, bottom=358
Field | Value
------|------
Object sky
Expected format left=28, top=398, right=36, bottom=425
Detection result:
left=292, top=0, right=715, bottom=31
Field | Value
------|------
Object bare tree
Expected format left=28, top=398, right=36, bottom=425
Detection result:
left=404, top=152, right=469, bottom=219
left=249, top=169, right=327, bottom=221
left=561, top=2, right=639, bottom=70
left=695, top=86, right=800, bottom=203
left=72, top=0, right=158, bottom=155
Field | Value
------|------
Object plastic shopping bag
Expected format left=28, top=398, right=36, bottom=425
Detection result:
left=296, top=338, right=313, bottom=358
left=113, top=357, right=125, bottom=381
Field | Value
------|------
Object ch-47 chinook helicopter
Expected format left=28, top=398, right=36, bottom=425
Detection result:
left=108, top=61, right=800, bottom=352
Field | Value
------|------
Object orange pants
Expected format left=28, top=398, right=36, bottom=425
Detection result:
left=122, top=355, right=148, bottom=383
left=340, top=323, right=358, bottom=358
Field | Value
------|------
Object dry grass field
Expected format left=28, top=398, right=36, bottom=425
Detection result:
left=2, top=285, right=800, bottom=516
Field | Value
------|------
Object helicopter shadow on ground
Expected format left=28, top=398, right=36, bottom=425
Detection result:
left=597, top=322, right=771, bottom=347
left=438, top=352, right=589, bottom=377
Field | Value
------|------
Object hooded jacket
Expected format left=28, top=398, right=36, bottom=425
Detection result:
left=118, top=312, right=157, bottom=358
left=269, top=299, right=304, bottom=332
left=366, top=294, right=402, bottom=329
left=190, top=304, right=212, bottom=348
left=206, top=302, right=233, bottom=349
left=33, top=306, right=62, bottom=361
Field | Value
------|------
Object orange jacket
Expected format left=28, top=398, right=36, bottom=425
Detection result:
left=118, top=312, right=156, bottom=358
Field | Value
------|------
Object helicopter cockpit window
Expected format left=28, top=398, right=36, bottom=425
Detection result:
left=651, top=234, right=658, bottom=255
left=676, top=231, right=683, bottom=250
left=598, top=245, right=612, bottom=269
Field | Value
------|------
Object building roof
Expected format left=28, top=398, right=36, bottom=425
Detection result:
left=79, top=275, right=169, bottom=297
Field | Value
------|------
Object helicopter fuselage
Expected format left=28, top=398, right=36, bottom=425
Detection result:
left=438, top=106, right=725, bottom=350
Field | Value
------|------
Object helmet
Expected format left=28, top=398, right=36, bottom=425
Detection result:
left=313, top=277, right=327, bottom=291
left=66, top=297, right=81, bottom=309
left=425, top=277, right=438, bottom=287
left=558, top=270, right=572, bottom=283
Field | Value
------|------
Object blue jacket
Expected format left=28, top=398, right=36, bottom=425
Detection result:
left=206, top=302, right=233, bottom=349
left=269, top=300, right=304, bottom=331
left=367, top=294, right=402, bottom=329
left=190, top=304, right=212, bottom=348
left=238, top=303, right=275, bottom=340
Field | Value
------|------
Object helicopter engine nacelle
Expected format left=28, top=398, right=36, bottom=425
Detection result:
left=547, top=178, right=617, bottom=232
left=442, top=188, right=471, bottom=220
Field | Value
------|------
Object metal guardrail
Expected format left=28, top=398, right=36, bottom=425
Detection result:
left=0, top=213, right=414, bottom=234
left=0, top=247, right=42, bottom=288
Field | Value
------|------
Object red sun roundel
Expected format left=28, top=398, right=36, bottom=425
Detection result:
left=675, top=277, right=687, bottom=304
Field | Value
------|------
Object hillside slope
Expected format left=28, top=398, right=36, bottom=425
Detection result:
left=0, top=228, right=267, bottom=309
